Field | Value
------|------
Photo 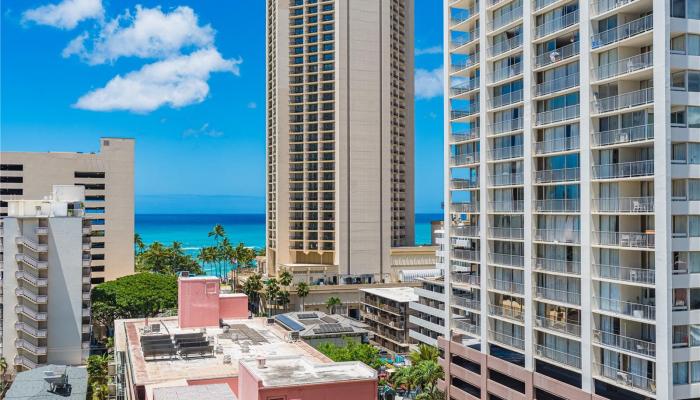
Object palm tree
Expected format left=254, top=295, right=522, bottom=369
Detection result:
left=412, top=360, right=443, bottom=394
left=134, top=233, right=145, bottom=255
left=243, top=273, right=263, bottom=314
left=0, top=356, right=7, bottom=392
left=277, top=290, right=291, bottom=313
left=208, top=224, right=226, bottom=244
left=409, top=344, right=440, bottom=365
left=264, top=278, right=280, bottom=317
left=389, top=365, right=416, bottom=396
left=228, top=242, right=255, bottom=291
left=279, top=269, right=293, bottom=287
left=296, top=282, right=309, bottom=312
left=91, top=383, right=110, bottom=400
left=197, top=246, right=216, bottom=275
left=326, top=296, right=342, bottom=314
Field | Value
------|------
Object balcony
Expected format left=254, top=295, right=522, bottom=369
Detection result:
left=450, top=152, right=481, bottom=166
left=593, top=231, right=655, bottom=249
left=15, top=237, right=48, bottom=253
left=535, top=286, right=581, bottom=305
left=14, top=356, right=38, bottom=370
left=489, top=7, right=522, bottom=32
left=592, top=87, right=654, bottom=114
left=535, top=104, right=580, bottom=126
left=533, top=199, right=580, bottom=213
left=489, top=145, right=523, bottom=161
left=534, top=167, right=580, bottom=184
left=489, top=34, right=523, bottom=57
left=15, top=270, right=47, bottom=287
left=490, top=252, right=525, bottom=268
left=490, top=278, right=525, bottom=295
left=533, top=228, right=581, bottom=244
left=534, top=0, right=561, bottom=11
left=452, top=249, right=481, bottom=262
left=489, top=227, right=524, bottom=240
left=15, top=339, right=47, bottom=356
left=450, top=53, right=480, bottom=73
left=534, top=10, right=579, bottom=39
left=453, top=225, right=480, bottom=237
left=489, top=200, right=524, bottom=213
left=535, top=344, right=581, bottom=369
left=535, top=315, right=581, bottom=337
left=451, top=127, right=480, bottom=143
left=16, top=288, right=47, bottom=304
left=533, top=257, right=581, bottom=275
left=592, top=330, right=655, bottom=358
left=489, top=173, right=524, bottom=186
left=15, top=305, right=47, bottom=321
left=490, top=62, right=523, bottom=84
left=452, top=30, right=480, bottom=50
left=489, top=303, right=524, bottom=322
left=451, top=202, right=480, bottom=213
left=451, top=104, right=480, bottom=120
left=454, top=319, right=481, bottom=336
left=453, top=296, right=481, bottom=311
left=591, top=15, right=653, bottom=49
left=451, top=178, right=480, bottom=190
left=534, top=41, right=579, bottom=69
left=591, top=124, right=654, bottom=148
left=490, top=330, right=525, bottom=349
left=534, top=136, right=579, bottom=156
left=594, top=297, right=655, bottom=321
left=592, top=52, right=653, bottom=81
left=591, top=197, right=654, bottom=213
left=490, top=89, right=523, bottom=109
left=35, top=227, right=48, bottom=235
left=592, top=160, right=654, bottom=180
left=451, top=77, right=480, bottom=97
left=450, top=6, right=479, bottom=26
left=15, top=322, right=47, bottom=338
left=535, top=73, right=579, bottom=97
left=593, top=363, right=656, bottom=395
left=452, top=273, right=481, bottom=286
left=490, top=117, right=524, bottom=136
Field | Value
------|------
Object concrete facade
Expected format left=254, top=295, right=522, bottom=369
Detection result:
left=360, top=286, right=418, bottom=354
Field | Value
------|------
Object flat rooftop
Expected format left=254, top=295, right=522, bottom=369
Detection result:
left=5, top=365, right=88, bottom=400
left=153, top=383, right=237, bottom=400
left=275, top=311, right=370, bottom=339
left=360, top=286, right=418, bottom=303
left=241, top=356, right=376, bottom=388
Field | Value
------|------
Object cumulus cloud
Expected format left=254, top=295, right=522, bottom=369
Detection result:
left=73, top=48, right=240, bottom=112
left=63, top=5, right=215, bottom=64
left=22, top=0, right=103, bottom=29
left=415, top=67, right=443, bottom=100
left=182, top=122, right=223, bottom=138
left=415, top=45, right=442, bottom=56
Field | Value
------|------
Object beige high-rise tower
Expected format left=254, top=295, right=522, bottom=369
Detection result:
left=266, top=0, right=415, bottom=284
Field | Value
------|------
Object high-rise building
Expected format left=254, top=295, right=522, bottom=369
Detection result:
left=265, top=0, right=415, bottom=284
left=442, top=0, right=699, bottom=398
left=1, top=186, right=92, bottom=373
left=1, top=138, right=135, bottom=283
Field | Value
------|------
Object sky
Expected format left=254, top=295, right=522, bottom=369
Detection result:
left=0, top=0, right=444, bottom=214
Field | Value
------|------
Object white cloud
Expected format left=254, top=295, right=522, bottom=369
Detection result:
left=182, top=122, right=223, bottom=138
left=415, top=45, right=442, bottom=56
left=247, top=102, right=257, bottom=109
left=415, top=67, right=443, bottom=100
left=63, top=5, right=215, bottom=65
left=22, top=0, right=102, bottom=29
left=73, top=48, right=240, bottom=113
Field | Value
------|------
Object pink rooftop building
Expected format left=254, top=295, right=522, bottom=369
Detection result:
left=178, top=276, right=249, bottom=328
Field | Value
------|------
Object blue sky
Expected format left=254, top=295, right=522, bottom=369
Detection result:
left=1, top=0, right=444, bottom=214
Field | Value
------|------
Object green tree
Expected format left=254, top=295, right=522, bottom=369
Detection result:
left=409, top=344, right=440, bottom=365
left=91, top=272, right=178, bottom=336
left=412, top=360, right=443, bottom=392
left=87, top=354, right=110, bottom=400
left=325, top=296, right=342, bottom=314
left=208, top=224, right=226, bottom=244
left=242, top=273, right=264, bottom=314
left=389, top=365, right=416, bottom=395
left=296, top=282, right=309, bottom=312
left=227, top=242, right=256, bottom=291
left=0, top=356, right=7, bottom=393
left=277, top=290, right=291, bottom=313
left=137, top=241, right=202, bottom=276
left=264, top=278, right=280, bottom=317
left=279, top=269, right=293, bottom=287
left=198, top=246, right=217, bottom=275
left=317, top=338, right=383, bottom=369
left=134, top=233, right=145, bottom=255
left=257, top=247, right=266, bottom=256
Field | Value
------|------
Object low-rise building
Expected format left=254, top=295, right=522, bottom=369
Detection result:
left=409, top=277, right=447, bottom=347
left=273, top=311, right=371, bottom=348
left=4, top=364, right=88, bottom=400
left=360, top=287, right=418, bottom=354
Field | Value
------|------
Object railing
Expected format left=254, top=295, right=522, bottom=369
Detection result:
left=591, top=124, right=654, bottom=147
left=593, top=330, right=655, bottom=358
left=489, top=303, right=525, bottom=321
left=452, top=249, right=481, bottom=262
left=489, top=173, right=524, bottom=186
left=450, top=153, right=481, bottom=166
left=451, top=6, right=479, bottom=26
left=16, top=288, right=48, bottom=303
left=592, top=87, right=653, bottom=114
left=14, top=356, right=38, bottom=369
left=490, top=278, right=525, bottom=294
left=450, top=52, right=481, bottom=72
left=489, top=200, right=524, bottom=212
left=593, top=52, right=653, bottom=81
left=489, top=34, right=523, bottom=57
left=453, top=296, right=481, bottom=310
left=490, top=145, right=523, bottom=160
left=534, top=41, right=579, bottom=68
left=15, top=254, right=48, bottom=269
left=16, top=270, right=48, bottom=287
left=535, top=344, right=581, bottom=368
left=489, top=227, right=524, bottom=240
left=15, top=322, right=47, bottom=338
left=534, top=229, right=581, bottom=244
left=591, top=15, right=653, bottom=49
left=490, top=330, right=525, bottom=349
left=451, top=105, right=481, bottom=120
left=453, top=225, right=480, bottom=237
left=15, top=237, right=48, bottom=252
left=451, top=127, right=481, bottom=143
left=490, top=117, right=524, bottom=135
left=534, top=167, right=580, bottom=183
left=593, top=363, right=656, bottom=394
left=452, top=273, right=481, bottom=286
left=490, top=252, right=525, bottom=267
left=451, top=77, right=481, bottom=96
left=594, top=297, right=656, bottom=320
left=490, top=62, right=523, bottom=83
left=15, top=305, right=47, bottom=321
left=451, top=201, right=480, bottom=213
left=533, top=257, right=581, bottom=274
left=591, top=197, right=654, bottom=213
left=535, top=104, right=580, bottom=126
left=452, top=29, right=481, bottom=49
left=491, top=89, right=523, bottom=108
left=35, top=227, right=49, bottom=235
left=534, top=0, right=562, bottom=11
left=592, top=160, right=654, bottom=179
left=533, top=199, right=580, bottom=213
left=535, top=315, right=581, bottom=336
left=15, top=339, right=47, bottom=355
left=363, top=298, right=402, bottom=315
left=535, top=10, right=579, bottom=39
left=451, top=179, right=480, bottom=190
left=454, top=319, right=481, bottom=336
left=593, top=231, right=655, bottom=249
left=535, top=285, right=581, bottom=305
left=535, top=73, right=579, bottom=97
left=489, top=7, right=523, bottom=31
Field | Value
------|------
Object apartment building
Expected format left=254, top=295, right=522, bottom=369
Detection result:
left=265, top=0, right=415, bottom=284
left=1, top=186, right=91, bottom=373
left=409, top=277, right=448, bottom=347
left=0, top=138, right=135, bottom=283
left=360, top=287, right=417, bottom=354
left=442, top=0, right=700, bottom=398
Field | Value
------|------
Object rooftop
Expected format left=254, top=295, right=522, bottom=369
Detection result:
left=5, top=365, right=88, bottom=400
left=241, top=356, right=376, bottom=388
left=274, top=311, right=370, bottom=339
left=152, top=383, right=237, bottom=400
left=360, top=286, right=418, bottom=303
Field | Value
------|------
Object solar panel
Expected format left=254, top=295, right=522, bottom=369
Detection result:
left=297, top=313, right=318, bottom=319
left=313, top=323, right=354, bottom=335
left=275, top=314, right=306, bottom=331
left=320, top=316, right=337, bottom=323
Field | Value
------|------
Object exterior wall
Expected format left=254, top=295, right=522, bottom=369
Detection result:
left=178, top=278, right=221, bottom=328
left=219, top=294, right=249, bottom=319
left=2, top=218, right=21, bottom=371
left=187, top=377, right=239, bottom=397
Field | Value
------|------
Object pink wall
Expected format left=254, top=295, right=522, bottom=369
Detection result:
left=187, top=377, right=239, bottom=397
left=178, top=277, right=221, bottom=328
left=219, top=294, right=249, bottom=319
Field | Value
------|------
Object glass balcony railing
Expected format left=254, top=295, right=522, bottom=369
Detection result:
left=490, top=252, right=525, bottom=267
left=534, top=0, right=561, bottom=11
left=450, top=179, right=480, bottom=190
left=450, top=52, right=480, bottom=73
left=490, top=278, right=525, bottom=294
left=592, top=0, right=638, bottom=15
left=453, top=249, right=481, bottom=262
left=535, top=73, right=579, bottom=97
left=535, top=104, right=580, bottom=126
left=455, top=319, right=481, bottom=336
left=591, top=124, right=654, bottom=147
left=450, top=126, right=481, bottom=143
left=489, top=227, right=525, bottom=239
left=452, top=29, right=481, bottom=49
left=534, top=167, right=580, bottom=183
left=490, top=90, right=523, bottom=108
left=452, top=273, right=481, bottom=286
left=592, top=87, right=654, bottom=114
left=489, top=172, right=524, bottom=186
left=535, top=344, right=582, bottom=368
left=450, top=152, right=481, bottom=166
left=594, top=297, right=656, bottom=320
left=593, top=363, right=656, bottom=394
left=534, top=228, right=581, bottom=243
left=451, top=77, right=481, bottom=96
left=534, top=10, right=579, bottom=39
left=490, top=330, right=525, bottom=349
left=593, top=264, right=655, bottom=285
left=591, top=15, right=653, bottom=49
left=533, top=198, right=580, bottom=213
left=451, top=104, right=481, bottom=120
left=592, top=329, right=655, bottom=358
left=453, top=295, right=481, bottom=310
left=490, top=62, right=523, bottom=83
left=489, top=34, right=523, bottom=57
left=592, top=160, right=654, bottom=179
left=593, top=231, right=655, bottom=249
left=489, top=303, right=525, bottom=321
left=535, top=315, right=581, bottom=336
left=593, top=52, right=653, bottom=81
left=534, top=135, right=580, bottom=155
left=451, top=201, right=480, bottom=212
left=533, top=257, right=581, bottom=274
left=451, top=5, right=479, bottom=26
left=535, top=285, right=581, bottom=305
left=490, top=145, right=523, bottom=160
left=490, top=117, right=524, bottom=135
left=534, top=41, right=580, bottom=68
left=591, top=196, right=654, bottom=213
left=453, top=225, right=480, bottom=237
left=489, top=7, right=523, bottom=32
left=489, top=200, right=524, bottom=213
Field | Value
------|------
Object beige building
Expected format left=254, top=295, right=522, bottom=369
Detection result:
left=360, top=286, right=418, bottom=354
left=1, top=138, right=135, bottom=283
left=265, top=0, right=415, bottom=284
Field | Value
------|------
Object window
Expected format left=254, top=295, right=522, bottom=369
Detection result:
left=77, top=183, right=105, bottom=190
left=91, top=242, right=105, bottom=249
left=91, top=265, right=105, bottom=272
left=0, top=188, right=22, bottom=195
left=91, top=277, right=105, bottom=284
left=0, top=176, right=22, bottom=183
left=671, top=0, right=700, bottom=19
left=74, top=171, right=105, bottom=178
left=90, top=219, right=106, bottom=226
left=85, top=195, right=105, bottom=201
left=672, top=34, right=700, bottom=55
left=0, top=164, right=23, bottom=171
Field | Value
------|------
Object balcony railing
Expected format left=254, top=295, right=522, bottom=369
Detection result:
left=534, top=136, right=579, bottom=155
left=533, top=257, right=581, bottom=274
left=592, top=329, right=656, bottom=358
left=489, top=303, right=524, bottom=321
left=452, top=30, right=481, bottom=49
left=489, top=34, right=523, bottom=57
left=592, top=87, right=654, bottom=114
left=490, top=89, right=523, bottom=109
left=14, top=356, right=38, bottom=370
left=489, top=200, right=524, bottom=213
left=535, top=286, right=581, bottom=305
left=591, top=197, right=654, bottom=213
left=454, top=319, right=481, bottom=336
left=490, top=252, right=525, bottom=267
left=535, top=344, right=581, bottom=368
left=490, top=330, right=525, bottom=349
left=593, top=231, right=655, bottom=249
left=534, top=10, right=579, bottom=39
left=490, top=279, right=525, bottom=294
left=16, top=288, right=48, bottom=304
left=593, top=52, right=653, bottom=81
left=490, top=145, right=523, bottom=160
left=451, top=104, right=481, bottom=120
left=451, top=179, right=480, bottom=190
left=593, top=363, right=656, bottom=394
left=534, top=0, right=561, bottom=11
left=451, top=6, right=479, bottom=26
left=535, top=104, right=580, bottom=126
left=534, top=228, right=581, bottom=244
left=452, top=273, right=481, bottom=286
left=489, top=7, right=523, bottom=31
left=535, top=73, right=580, bottom=97
left=489, top=173, right=524, bottom=186
left=490, top=118, right=524, bottom=135
left=535, top=315, right=581, bottom=336
left=490, top=62, right=523, bottom=83
left=592, top=160, right=654, bottom=179
left=534, top=41, right=579, bottom=68
left=453, top=225, right=480, bottom=237
left=592, top=0, right=637, bottom=15
left=451, top=202, right=480, bottom=213
left=15, top=270, right=48, bottom=287
left=450, top=152, right=481, bottom=166
left=453, top=249, right=481, bottom=262
left=15, top=322, right=47, bottom=338
left=591, top=124, right=654, bottom=147
left=451, top=77, right=481, bottom=96
left=533, top=199, right=580, bottom=213
left=15, top=237, right=48, bottom=252
left=451, top=127, right=481, bottom=143
left=489, top=227, right=524, bottom=240
left=15, top=305, right=47, bottom=321
left=534, top=167, right=580, bottom=183
left=450, top=52, right=480, bottom=73
left=453, top=296, right=481, bottom=310
left=591, top=15, right=653, bottom=49
left=15, top=339, right=47, bottom=356
left=594, top=297, right=656, bottom=321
